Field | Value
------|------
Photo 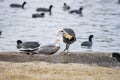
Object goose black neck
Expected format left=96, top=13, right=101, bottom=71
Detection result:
left=49, top=11, right=52, bottom=15
left=17, top=40, right=22, bottom=44
left=119, top=0, right=120, bottom=3
left=64, top=3, right=66, bottom=6
left=79, top=7, right=83, bottom=11
left=49, top=6, right=52, bottom=15
left=89, top=37, right=92, bottom=42
left=22, top=2, right=26, bottom=8
left=49, top=7, right=52, bottom=12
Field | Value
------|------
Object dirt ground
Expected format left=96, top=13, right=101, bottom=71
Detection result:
left=0, top=52, right=120, bottom=80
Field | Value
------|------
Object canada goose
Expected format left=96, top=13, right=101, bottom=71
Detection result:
left=81, top=35, right=94, bottom=47
left=118, top=0, right=120, bottom=3
left=111, top=52, right=120, bottom=62
left=10, top=1, right=27, bottom=9
left=0, top=31, right=2, bottom=35
left=17, top=40, right=40, bottom=49
left=36, top=5, right=53, bottom=15
left=32, top=13, right=45, bottom=18
left=16, top=40, right=40, bottom=54
left=69, top=7, right=83, bottom=15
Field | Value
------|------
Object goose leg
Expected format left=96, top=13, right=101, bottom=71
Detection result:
left=63, top=44, right=70, bottom=54
left=63, top=44, right=67, bottom=52
left=66, top=44, right=70, bottom=53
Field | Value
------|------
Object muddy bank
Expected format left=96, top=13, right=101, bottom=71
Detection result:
left=0, top=52, right=119, bottom=67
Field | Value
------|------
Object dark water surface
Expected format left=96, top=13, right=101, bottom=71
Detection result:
left=0, top=0, right=120, bottom=52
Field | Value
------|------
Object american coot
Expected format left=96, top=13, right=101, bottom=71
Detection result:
left=69, top=7, right=83, bottom=15
left=118, top=0, right=120, bottom=3
left=0, top=31, right=2, bottom=35
left=112, top=52, right=120, bottom=62
left=32, top=13, right=45, bottom=18
left=36, top=5, right=53, bottom=15
left=33, top=37, right=60, bottom=55
left=63, top=3, right=70, bottom=11
left=56, top=28, right=76, bottom=54
left=16, top=40, right=40, bottom=54
left=81, top=35, right=94, bottom=47
left=10, top=1, right=27, bottom=9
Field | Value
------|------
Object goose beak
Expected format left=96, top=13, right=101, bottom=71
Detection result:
left=56, top=29, right=63, bottom=36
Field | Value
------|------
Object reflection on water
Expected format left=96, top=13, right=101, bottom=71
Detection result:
left=0, top=0, right=120, bottom=52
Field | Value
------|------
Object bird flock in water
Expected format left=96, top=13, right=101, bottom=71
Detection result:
left=9, top=1, right=91, bottom=54
left=9, top=1, right=83, bottom=18
left=0, top=1, right=120, bottom=61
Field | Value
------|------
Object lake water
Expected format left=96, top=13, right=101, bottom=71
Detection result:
left=0, top=0, right=120, bottom=53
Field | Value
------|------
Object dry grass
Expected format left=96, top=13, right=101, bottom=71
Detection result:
left=0, top=62, right=120, bottom=80
left=0, top=52, right=120, bottom=80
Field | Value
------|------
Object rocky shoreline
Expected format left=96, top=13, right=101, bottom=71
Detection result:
left=0, top=52, right=119, bottom=67
left=0, top=52, right=120, bottom=80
